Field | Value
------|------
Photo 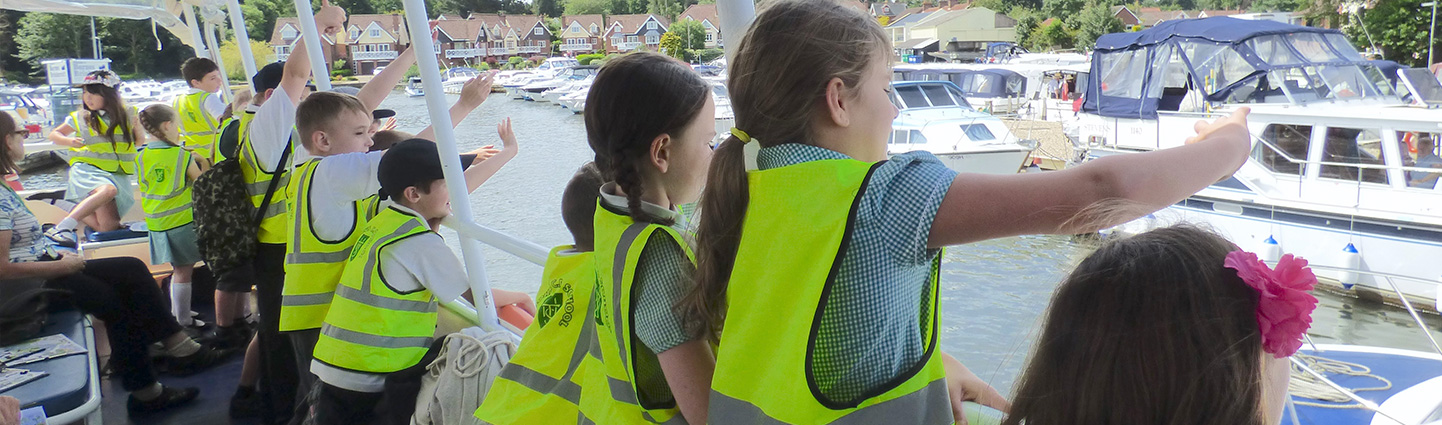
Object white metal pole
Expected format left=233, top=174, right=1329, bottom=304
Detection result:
left=226, top=0, right=260, bottom=92
left=1429, top=1, right=1437, bottom=67
left=205, top=22, right=236, bottom=101
left=89, top=17, right=100, bottom=59
left=400, top=0, right=502, bottom=330
left=291, top=0, right=333, bottom=91
left=716, top=0, right=754, bottom=61
left=184, top=6, right=209, bottom=58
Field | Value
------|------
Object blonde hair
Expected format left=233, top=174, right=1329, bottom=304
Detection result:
left=295, top=91, right=369, bottom=150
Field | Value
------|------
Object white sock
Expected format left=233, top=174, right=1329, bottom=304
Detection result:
left=171, top=280, right=193, bottom=326
left=56, top=217, right=78, bottom=232
left=163, top=337, right=202, bottom=357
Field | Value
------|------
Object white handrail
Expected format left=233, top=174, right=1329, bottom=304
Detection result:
left=441, top=216, right=549, bottom=266
left=399, top=0, right=503, bottom=333
left=225, top=0, right=258, bottom=92
left=290, top=0, right=331, bottom=91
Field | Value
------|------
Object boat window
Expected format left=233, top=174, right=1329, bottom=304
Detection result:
left=1265, top=68, right=1327, bottom=103
left=892, top=129, right=907, bottom=144
left=1362, top=65, right=1397, bottom=97
left=1252, top=124, right=1312, bottom=175
left=908, top=130, right=928, bottom=145
left=895, top=85, right=930, bottom=108
left=1289, top=33, right=1342, bottom=63
left=1320, top=127, right=1388, bottom=184
left=1398, top=131, right=1441, bottom=189
left=1006, top=76, right=1025, bottom=96
left=1181, top=42, right=1256, bottom=97
left=1098, top=50, right=1148, bottom=98
left=1323, top=33, right=1365, bottom=61
left=1248, top=35, right=1302, bottom=66
left=921, top=84, right=956, bottom=106
left=945, top=86, right=976, bottom=109
left=959, top=124, right=995, bottom=141
left=1314, top=65, right=1380, bottom=99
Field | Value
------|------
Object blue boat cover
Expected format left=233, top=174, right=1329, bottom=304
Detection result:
left=1081, top=17, right=1384, bottom=119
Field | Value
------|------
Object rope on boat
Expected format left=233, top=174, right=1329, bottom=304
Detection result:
left=1288, top=353, right=1392, bottom=409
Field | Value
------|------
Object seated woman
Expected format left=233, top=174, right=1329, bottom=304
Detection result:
left=1, top=112, right=229, bottom=415
left=1004, top=225, right=1316, bottom=425
left=44, top=70, right=144, bottom=246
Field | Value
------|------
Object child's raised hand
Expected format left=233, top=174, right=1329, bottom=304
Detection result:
left=1185, top=107, right=1250, bottom=146
left=496, top=118, right=516, bottom=150
left=316, top=0, right=347, bottom=34
left=467, top=145, right=500, bottom=165
left=459, top=73, right=495, bottom=107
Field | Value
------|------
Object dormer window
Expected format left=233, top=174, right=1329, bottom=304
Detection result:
left=281, top=25, right=298, bottom=40
left=369, top=28, right=380, bottom=37
left=646, top=21, right=657, bottom=30
left=590, top=24, right=599, bottom=33
left=534, top=27, right=544, bottom=36
left=349, top=27, right=359, bottom=39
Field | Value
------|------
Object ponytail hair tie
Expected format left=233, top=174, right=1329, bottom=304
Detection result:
left=730, top=128, right=753, bottom=144
left=1223, top=250, right=1319, bottom=358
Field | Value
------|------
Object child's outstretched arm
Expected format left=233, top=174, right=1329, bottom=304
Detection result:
left=942, top=352, right=1008, bottom=424
left=279, top=0, right=346, bottom=106
left=356, top=46, right=415, bottom=111
left=928, top=108, right=1252, bottom=248
left=461, top=118, right=517, bottom=192
left=415, top=72, right=495, bottom=141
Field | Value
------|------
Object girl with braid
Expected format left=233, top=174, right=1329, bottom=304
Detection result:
left=137, top=104, right=211, bottom=327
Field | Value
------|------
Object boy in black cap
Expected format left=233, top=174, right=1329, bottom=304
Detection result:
left=307, top=139, right=533, bottom=424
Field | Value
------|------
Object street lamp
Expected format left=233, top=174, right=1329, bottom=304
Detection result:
left=1427, top=1, right=1438, bottom=66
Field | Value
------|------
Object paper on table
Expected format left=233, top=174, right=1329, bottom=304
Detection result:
left=0, top=368, right=47, bottom=393
left=0, top=335, right=87, bottom=366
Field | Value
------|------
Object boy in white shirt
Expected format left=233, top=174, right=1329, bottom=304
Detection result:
left=308, top=139, right=533, bottom=424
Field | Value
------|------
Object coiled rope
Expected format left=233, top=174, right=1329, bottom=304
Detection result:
left=1288, top=353, right=1392, bottom=409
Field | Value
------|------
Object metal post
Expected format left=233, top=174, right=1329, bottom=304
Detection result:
left=205, top=22, right=236, bottom=101
left=1428, top=1, right=1438, bottom=67
left=226, top=0, right=260, bottom=92
left=89, top=17, right=101, bottom=59
left=291, top=0, right=333, bottom=91
left=715, top=0, right=755, bottom=62
left=400, top=0, right=502, bottom=330
left=184, top=6, right=209, bottom=58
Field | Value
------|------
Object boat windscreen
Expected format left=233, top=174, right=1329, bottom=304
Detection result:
left=1400, top=68, right=1442, bottom=106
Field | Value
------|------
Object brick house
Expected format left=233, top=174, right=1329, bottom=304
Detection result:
left=559, top=14, right=605, bottom=55
left=269, top=17, right=346, bottom=66
left=676, top=4, right=721, bottom=49
left=603, top=14, right=669, bottom=54
left=346, top=14, right=410, bottom=75
left=470, top=13, right=552, bottom=62
left=434, top=17, right=484, bottom=66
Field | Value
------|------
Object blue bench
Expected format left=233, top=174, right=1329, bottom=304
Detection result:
left=1, top=308, right=102, bottom=424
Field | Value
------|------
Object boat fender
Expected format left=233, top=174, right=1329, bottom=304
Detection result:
left=499, top=304, right=534, bottom=330
left=1338, top=243, right=1361, bottom=289
left=1259, top=236, right=1281, bottom=263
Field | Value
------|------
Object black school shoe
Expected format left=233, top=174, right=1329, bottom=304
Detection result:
left=165, top=344, right=236, bottom=377
left=209, top=323, right=253, bottom=350
left=127, top=385, right=200, bottom=415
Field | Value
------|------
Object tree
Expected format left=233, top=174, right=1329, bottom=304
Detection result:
left=970, top=0, right=1013, bottom=13
left=659, top=31, right=683, bottom=59
left=1030, top=19, right=1075, bottom=51
left=1339, top=0, right=1438, bottom=66
left=1249, top=0, right=1307, bottom=11
left=545, top=17, right=563, bottom=54
left=567, top=0, right=612, bottom=14
left=668, top=20, right=707, bottom=57
left=103, top=18, right=194, bottom=77
left=1073, top=3, right=1123, bottom=50
left=242, top=0, right=289, bottom=42
left=534, top=0, right=565, bottom=17
left=1040, top=0, right=1085, bottom=25
left=17, top=13, right=94, bottom=66
left=0, top=11, right=37, bottom=84
left=219, top=39, right=277, bottom=81
left=1011, top=7, right=1041, bottom=49
left=648, top=0, right=682, bottom=20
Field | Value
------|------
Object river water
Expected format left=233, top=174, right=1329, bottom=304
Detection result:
left=21, top=91, right=1442, bottom=395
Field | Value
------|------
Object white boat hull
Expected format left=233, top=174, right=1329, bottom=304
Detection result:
left=898, top=145, right=1034, bottom=175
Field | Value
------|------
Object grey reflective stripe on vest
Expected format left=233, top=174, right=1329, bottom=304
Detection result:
left=180, top=130, right=219, bottom=137
left=319, top=323, right=434, bottom=349
left=281, top=292, right=333, bottom=307
left=708, top=379, right=952, bottom=425
left=357, top=220, right=427, bottom=293
left=72, top=150, right=136, bottom=163
left=80, top=135, right=129, bottom=146
left=259, top=201, right=286, bottom=219
left=495, top=286, right=598, bottom=404
left=334, top=284, right=437, bottom=313
left=286, top=250, right=350, bottom=264
left=578, top=411, right=596, bottom=425
left=246, top=174, right=291, bottom=197
left=144, top=202, right=193, bottom=220
left=606, top=223, right=649, bottom=406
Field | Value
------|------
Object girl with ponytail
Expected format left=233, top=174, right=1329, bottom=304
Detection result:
left=137, top=104, right=210, bottom=329
left=685, top=0, right=1254, bottom=423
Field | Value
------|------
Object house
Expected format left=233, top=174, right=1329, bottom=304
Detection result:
left=560, top=14, right=605, bottom=55
left=676, top=4, right=722, bottom=49
left=269, top=17, right=346, bottom=67
left=1111, top=5, right=1140, bottom=27
left=904, top=7, right=1016, bottom=61
left=470, top=13, right=552, bottom=61
left=1228, top=12, right=1304, bottom=25
left=872, top=1, right=907, bottom=25
left=434, top=18, right=483, bottom=66
left=603, top=14, right=669, bottom=54
left=886, top=11, right=936, bottom=61
left=1134, top=7, right=1191, bottom=27
left=346, top=14, right=410, bottom=75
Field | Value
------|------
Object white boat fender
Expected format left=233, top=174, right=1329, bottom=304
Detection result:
left=1259, top=235, right=1282, bottom=264
left=1338, top=243, right=1361, bottom=289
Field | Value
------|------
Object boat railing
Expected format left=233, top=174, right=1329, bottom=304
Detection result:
left=1251, top=132, right=1442, bottom=177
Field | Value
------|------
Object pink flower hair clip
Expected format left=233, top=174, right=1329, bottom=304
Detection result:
left=1224, top=251, right=1320, bottom=358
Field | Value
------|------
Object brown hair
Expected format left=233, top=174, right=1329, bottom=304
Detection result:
left=369, top=130, right=415, bottom=152
left=0, top=112, right=20, bottom=175
left=82, top=83, right=134, bottom=146
left=681, top=0, right=890, bottom=339
left=583, top=52, right=709, bottom=226
left=295, top=91, right=369, bottom=151
left=562, top=162, right=605, bottom=252
left=181, top=57, right=221, bottom=85
left=139, top=104, right=180, bottom=146
left=1003, top=225, right=1266, bottom=425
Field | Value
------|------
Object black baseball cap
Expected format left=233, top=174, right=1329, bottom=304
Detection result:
left=378, top=139, right=446, bottom=199
left=372, top=109, right=396, bottom=121
left=252, top=62, right=285, bottom=92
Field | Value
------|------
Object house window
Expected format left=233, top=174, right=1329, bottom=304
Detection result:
left=276, top=46, right=290, bottom=55
left=626, top=35, right=638, bottom=43
left=281, top=26, right=297, bottom=40
left=369, top=28, right=380, bottom=37
left=647, top=21, right=657, bottom=30
left=591, top=24, right=599, bottom=33
left=705, top=32, right=714, bottom=42
left=534, top=27, right=544, bottom=35
left=613, top=36, right=623, bottom=46
left=349, top=28, right=359, bottom=40
left=379, top=44, right=391, bottom=51
left=646, top=33, right=659, bottom=44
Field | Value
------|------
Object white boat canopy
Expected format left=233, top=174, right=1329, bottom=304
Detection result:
left=0, top=0, right=223, bottom=48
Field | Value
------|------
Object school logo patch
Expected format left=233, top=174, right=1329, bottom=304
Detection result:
left=150, top=169, right=167, bottom=184
left=536, top=279, right=574, bottom=328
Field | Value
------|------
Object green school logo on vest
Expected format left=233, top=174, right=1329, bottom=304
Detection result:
left=150, top=168, right=167, bottom=184
left=536, top=278, right=574, bottom=328
left=592, top=278, right=609, bottom=328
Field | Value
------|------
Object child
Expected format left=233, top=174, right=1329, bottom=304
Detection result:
left=475, top=162, right=604, bottom=423
left=45, top=69, right=145, bottom=243
left=174, top=57, right=229, bottom=162
left=286, top=87, right=529, bottom=407
left=137, top=104, right=211, bottom=328
left=1004, top=225, right=1313, bottom=425
left=568, top=52, right=717, bottom=424
left=309, top=139, right=534, bottom=425
left=685, top=1, right=1255, bottom=423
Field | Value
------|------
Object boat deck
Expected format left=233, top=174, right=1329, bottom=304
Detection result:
left=1292, top=346, right=1442, bottom=425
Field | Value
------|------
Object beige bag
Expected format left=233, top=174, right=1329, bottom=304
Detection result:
left=411, top=327, right=516, bottom=425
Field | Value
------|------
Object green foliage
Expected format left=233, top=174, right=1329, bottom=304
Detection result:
left=17, top=13, right=93, bottom=63
left=404, top=64, right=419, bottom=78
left=668, top=20, right=708, bottom=53
left=566, top=0, right=612, bottom=14
left=1011, top=7, right=1041, bottom=49
left=695, top=48, right=724, bottom=63
left=330, top=67, right=353, bottom=77
left=1030, top=18, right=1075, bottom=51
left=648, top=0, right=683, bottom=20
left=1072, top=3, right=1124, bottom=50
left=545, top=18, right=563, bottom=54
left=473, top=61, right=491, bottom=71
left=1248, top=0, right=1308, bottom=12
left=659, top=31, right=683, bottom=59
left=432, top=0, right=530, bottom=19
left=1340, top=0, right=1440, bottom=66
left=970, top=0, right=1013, bottom=13
left=242, top=0, right=289, bottom=42
left=534, top=0, right=565, bottom=17
left=1040, top=0, right=1085, bottom=26
left=219, top=39, right=277, bottom=81
left=507, top=56, right=525, bottom=65
left=576, top=53, right=606, bottom=65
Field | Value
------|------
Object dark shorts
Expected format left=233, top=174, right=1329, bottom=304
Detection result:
left=216, top=242, right=285, bottom=292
